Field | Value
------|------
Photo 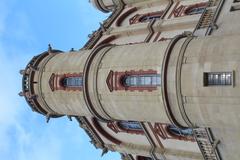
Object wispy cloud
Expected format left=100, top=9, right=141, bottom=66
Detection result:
left=0, top=1, right=64, bottom=160
left=0, top=1, right=120, bottom=160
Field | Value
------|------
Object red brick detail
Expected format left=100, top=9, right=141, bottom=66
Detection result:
left=168, top=1, right=181, bottom=19
left=168, top=2, right=207, bottom=19
left=153, top=32, right=161, bottom=42
left=112, top=69, right=158, bottom=92
left=106, top=70, right=114, bottom=92
left=48, top=73, right=83, bottom=91
left=149, top=123, right=195, bottom=142
left=129, top=11, right=164, bottom=25
left=92, top=118, right=122, bottom=145
left=107, top=122, right=119, bottom=133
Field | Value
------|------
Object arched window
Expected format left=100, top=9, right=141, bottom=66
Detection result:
left=139, top=14, right=162, bottom=23
left=123, top=74, right=161, bottom=87
left=167, top=125, right=193, bottom=137
left=185, top=3, right=207, bottom=15
left=129, top=11, right=164, bottom=24
left=118, top=121, right=143, bottom=131
left=62, top=77, right=83, bottom=87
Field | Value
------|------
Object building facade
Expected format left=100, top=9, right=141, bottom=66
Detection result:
left=20, top=0, right=240, bottom=159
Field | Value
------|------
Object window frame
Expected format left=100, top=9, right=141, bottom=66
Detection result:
left=203, top=71, right=234, bottom=87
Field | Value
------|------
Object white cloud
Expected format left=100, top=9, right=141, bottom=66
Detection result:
left=0, top=1, right=64, bottom=160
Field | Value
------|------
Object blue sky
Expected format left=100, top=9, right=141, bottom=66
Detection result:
left=0, top=0, right=120, bottom=159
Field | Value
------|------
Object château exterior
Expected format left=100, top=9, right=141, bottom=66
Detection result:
left=20, top=0, right=240, bottom=159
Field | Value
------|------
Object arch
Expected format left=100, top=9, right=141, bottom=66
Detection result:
left=92, top=118, right=122, bottom=145
left=116, top=7, right=137, bottom=26
left=48, top=73, right=83, bottom=91
left=110, top=70, right=160, bottom=92
left=96, top=35, right=116, bottom=47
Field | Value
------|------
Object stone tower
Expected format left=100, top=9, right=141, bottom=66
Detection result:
left=20, top=0, right=240, bottom=159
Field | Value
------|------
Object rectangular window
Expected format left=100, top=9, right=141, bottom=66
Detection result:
left=204, top=72, right=232, bottom=86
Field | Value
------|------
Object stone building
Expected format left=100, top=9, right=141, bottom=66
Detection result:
left=20, top=0, right=240, bottom=159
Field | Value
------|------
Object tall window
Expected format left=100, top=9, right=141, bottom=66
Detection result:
left=62, top=77, right=83, bottom=87
left=204, top=72, right=232, bottom=86
left=167, top=125, right=193, bottom=137
left=123, top=74, right=161, bottom=87
left=118, top=121, right=143, bottom=131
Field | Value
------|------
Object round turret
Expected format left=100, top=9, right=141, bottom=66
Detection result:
left=20, top=49, right=63, bottom=119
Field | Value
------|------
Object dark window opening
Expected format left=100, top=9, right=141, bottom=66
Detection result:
left=167, top=125, right=193, bottom=137
left=137, top=156, right=153, bottom=160
left=234, top=0, right=240, bottom=3
left=204, top=72, right=232, bottom=86
left=123, top=74, right=161, bottom=87
left=231, top=5, right=240, bottom=11
left=62, top=77, right=83, bottom=87
left=185, top=6, right=205, bottom=15
left=140, top=15, right=161, bottom=23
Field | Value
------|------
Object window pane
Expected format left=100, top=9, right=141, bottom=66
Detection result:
left=123, top=74, right=161, bottom=87
left=119, top=121, right=143, bottom=130
left=156, top=76, right=161, bottom=86
left=168, top=125, right=193, bottom=136
left=140, top=77, right=145, bottom=85
left=204, top=72, right=232, bottom=86
left=145, top=76, right=152, bottom=85
left=131, top=77, right=137, bottom=86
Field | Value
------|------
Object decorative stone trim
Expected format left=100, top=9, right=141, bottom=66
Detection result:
left=48, top=73, right=83, bottom=91
left=149, top=123, right=195, bottom=143
left=92, top=118, right=122, bottom=145
left=168, top=2, right=208, bottom=19
left=116, top=7, right=137, bottom=26
left=106, top=69, right=159, bottom=92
